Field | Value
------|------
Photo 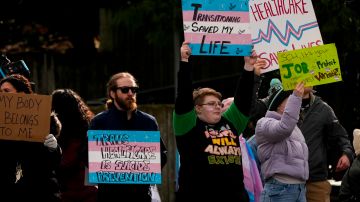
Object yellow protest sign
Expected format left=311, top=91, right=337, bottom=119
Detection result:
left=0, top=92, right=52, bottom=142
left=278, top=43, right=342, bottom=90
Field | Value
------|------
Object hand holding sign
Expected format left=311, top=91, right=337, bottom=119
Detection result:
left=244, top=51, right=267, bottom=76
left=293, top=82, right=305, bottom=98
left=244, top=50, right=258, bottom=71
left=44, top=134, right=58, bottom=151
left=181, top=41, right=192, bottom=62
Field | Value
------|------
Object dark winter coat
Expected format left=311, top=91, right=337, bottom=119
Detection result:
left=339, top=155, right=360, bottom=202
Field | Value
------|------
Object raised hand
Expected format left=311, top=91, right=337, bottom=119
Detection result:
left=253, top=58, right=267, bottom=76
left=181, top=41, right=192, bottom=62
left=244, top=50, right=258, bottom=71
left=293, top=81, right=305, bottom=97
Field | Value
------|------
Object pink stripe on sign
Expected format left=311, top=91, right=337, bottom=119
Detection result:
left=185, top=33, right=252, bottom=44
left=89, top=142, right=160, bottom=152
left=89, top=162, right=161, bottom=173
left=182, top=11, right=249, bottom=22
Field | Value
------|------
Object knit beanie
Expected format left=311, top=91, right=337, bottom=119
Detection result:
left=268, top=78, right=283, bottom=97
left=261, top=78, right=284, bottom=108
left=353, top=129, right=360, bottom=155
left=268, top=88, right=291, bottom=111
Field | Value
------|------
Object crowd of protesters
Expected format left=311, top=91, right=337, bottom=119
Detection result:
left=0, top=40, right=358, bottom=202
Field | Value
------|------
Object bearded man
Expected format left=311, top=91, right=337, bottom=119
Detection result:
left=89, top=72, right=167, bottom=202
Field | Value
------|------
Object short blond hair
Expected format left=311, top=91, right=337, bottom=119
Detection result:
left=193, top=87, right=222, bottom=105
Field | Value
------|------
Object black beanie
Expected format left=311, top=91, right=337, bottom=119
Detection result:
left=268, top=89, right=291, bottom=111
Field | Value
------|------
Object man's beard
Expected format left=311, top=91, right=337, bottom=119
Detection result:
left=114, top=96, right=137, bottom=111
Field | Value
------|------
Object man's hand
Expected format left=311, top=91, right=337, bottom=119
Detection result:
left=335, top=154, right=351, bottom=172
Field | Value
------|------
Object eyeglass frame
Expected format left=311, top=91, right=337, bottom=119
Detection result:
left=113, top=86, right=139, bottom=94
left=198, top=101, right=224, bottom=108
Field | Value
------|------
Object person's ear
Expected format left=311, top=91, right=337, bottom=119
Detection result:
left=195, top=105, right=202, bottom=114
left=110, top=90, right=116, bottom=99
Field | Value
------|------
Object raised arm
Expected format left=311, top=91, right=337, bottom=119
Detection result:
left=257, top=82, right=304, bottom=143
left=249, top=59, right=268, bottom=122
left=175, top=41, right=194, bottom=115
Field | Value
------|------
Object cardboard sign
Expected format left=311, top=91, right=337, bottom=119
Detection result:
left=278, top=43, right=342, bottom=90
left=249, top=0, right=323, bottom=73
left=0, top=92, right=52, bottom=142
left=88, top=130, right=161, bottom=184
left=182, top=0, right=252, bottom=56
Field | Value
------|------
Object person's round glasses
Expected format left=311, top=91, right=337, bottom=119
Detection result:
left=199, top=101, right=224, bottom=108
left=115, top=86, right=139, bottom=94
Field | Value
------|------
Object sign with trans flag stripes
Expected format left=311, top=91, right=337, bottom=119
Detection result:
left=87, top=130, right=161, bottom=184
left=181, top=0, right=252, bottom=56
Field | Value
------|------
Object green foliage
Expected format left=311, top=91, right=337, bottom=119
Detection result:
left=313, top=0, right=360, bottom=55
left=112, top=0, right=181, bottom=46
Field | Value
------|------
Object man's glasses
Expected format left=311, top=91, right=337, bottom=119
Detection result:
left=115, top=86, right=139, bottom=94
left=199, top=101, right=224, bottom=108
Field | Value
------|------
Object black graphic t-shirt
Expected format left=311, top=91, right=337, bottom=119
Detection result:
left=175, top=110, right=248, bottom=200
left=173, top=61, right=253, bottom=201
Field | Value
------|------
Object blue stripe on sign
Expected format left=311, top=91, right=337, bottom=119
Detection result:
left=0, top=69, right=6, bottom=78
left=87, top=130, right=160, bottom=142
left=189, top=43, right=252, bottom=56
left=89, top=172, right=162, bottom=184
left=182, top=0, right=249, bottom=12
